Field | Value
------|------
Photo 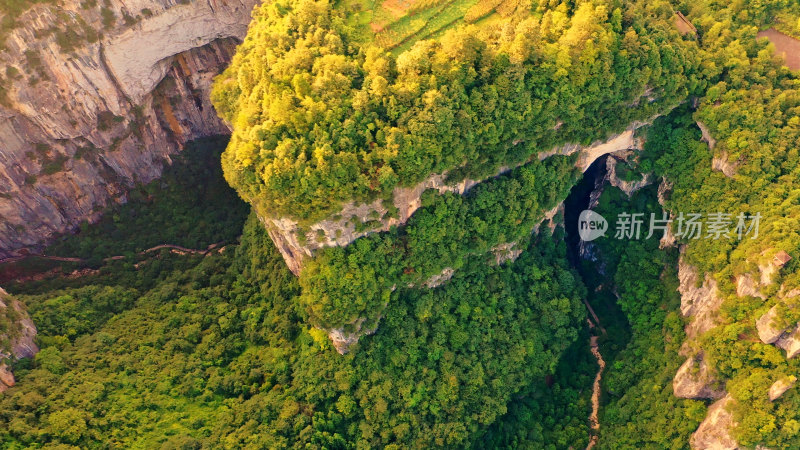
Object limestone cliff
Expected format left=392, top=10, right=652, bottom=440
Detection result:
left=265, top=127, right=645, bottom=275
left=677, top=248, right=725, bottom=340
left=0, top=288, right=38, bottom=393
left=0, top=0, right=260, bottom=259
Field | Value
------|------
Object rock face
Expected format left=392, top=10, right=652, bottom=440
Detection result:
left=756, top=304, right=800, bottom=358
left=0, top=0, right=260, bottom=259
left=326, top=317, right=381, bottom=355
left=776, top=330, right=800, bottom=359
left=711, top=152, right=737, bottom=178
left=656, top=178, right=676, bottom=248
left=735, top=274, right=765, bottom=299
left=756, top=305, right=787, bottom=344
left=266, top=126, right=645, bottom=275
left=423, top=267, right=455, bottom=289
left=0, top=288, right=39, bottom=392
left=678, top=249, right=725, bottom=339
left=491, top=242, right=523, bottom=266
left=690, top=395, right=739, bottom=450
left=768, top=376, right=796, bottom=401
left=697, top=121, right=717, bottom=150
left=673, top=354, right=725, bottom=400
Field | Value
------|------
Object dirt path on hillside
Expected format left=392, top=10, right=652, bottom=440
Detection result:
left=0, top=242, right=227, bottom=284
left=585, top=313, right=607, bottom=450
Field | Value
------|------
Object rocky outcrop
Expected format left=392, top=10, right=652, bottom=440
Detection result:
left=0, top=287, right=39, bottom=392
left=267, top=127, right=646, bottom=275
left=261, top=172, right=482, bottom=275
left=735, top=274, right=765, bottom=299
left=673, top=354, right=725, bottom=400
left=491, top=242, right=523, bottom=266
left=768, top=376, right=796, bottom=401
left=756, top=303, right=800, bottom=359
left=325, top=317, right=380, bottom=355
left=656, top=178, right=676, bottom=248
left=672, top=353, right=725, bottom=399
left=424, top=267, right=455, bottom=288
left=690, top=395, right=739, bottom=450
left=698, top=121, right=737, bottom=178
left=711, top=152, right=737, bottom=178
left=0, top=0, right=260, bottom=259
left=536, top=126, right=645, bottom=171
left=605, top=152, right=653, bottom=197
left=678, top=249, right=725, bottom=339
left=775, top=330, right=800, bottom=359
left=697, top=121, right=717, bottom=150
left=756, top=305, right=786, bottom=344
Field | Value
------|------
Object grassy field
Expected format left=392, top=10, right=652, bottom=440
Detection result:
left=342, top=0, right=526, bottom=52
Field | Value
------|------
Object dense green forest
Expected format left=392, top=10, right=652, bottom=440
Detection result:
left=582, top=183, right=705, bottom=448
left=300, top=154, right=578, bottom=331
left=46, top=137, right=250, bottom=264
left=211, top=0, right=697, bottom=222
left=3, top=0, right=800, bottom=447
left=1, top=194, right=588, bottom=448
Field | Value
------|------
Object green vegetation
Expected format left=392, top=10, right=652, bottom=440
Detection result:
left=47, top=137, right=250, bottom=264
left=300, top=154, right=578, bottom=330
left=580, top=184, right=705, bottom=448
left=1, top=210, right=586, bottom=448
left=3, top=0, right=800, bottom=448
left=211, top=0, right=697, bottom=223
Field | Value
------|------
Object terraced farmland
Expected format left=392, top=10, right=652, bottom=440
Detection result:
left=344, top=0, right=526, bottom=52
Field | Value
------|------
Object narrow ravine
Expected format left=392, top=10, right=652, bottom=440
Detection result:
left=562, top=155, right=615, bottom=449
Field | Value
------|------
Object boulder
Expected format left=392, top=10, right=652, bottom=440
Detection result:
left=690, top=394, right=739, bottom=450
left=674, top=355, right=725, bottom=400
left=776, top=329, right=800, bottom=359
left=756, top=306, right=785, bottom=344
left=768, top=376, right=796, bottom=401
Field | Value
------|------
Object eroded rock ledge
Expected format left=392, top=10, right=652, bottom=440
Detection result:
left=265, top=127, right=645, bottom=275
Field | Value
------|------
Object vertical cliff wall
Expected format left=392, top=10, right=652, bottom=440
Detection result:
left=0, top=0, right=260, bottom=258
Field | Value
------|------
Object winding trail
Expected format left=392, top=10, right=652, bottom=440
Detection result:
left=0, top=242, right=225, bottom=266
left=585, top=309, right=607, bottom=450
left=0, top=242, right=228, bottom=284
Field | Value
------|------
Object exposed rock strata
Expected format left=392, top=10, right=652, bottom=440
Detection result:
left=0, top=0, right=260, bottom=259
left=711, top=151, right=737, bottom=178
